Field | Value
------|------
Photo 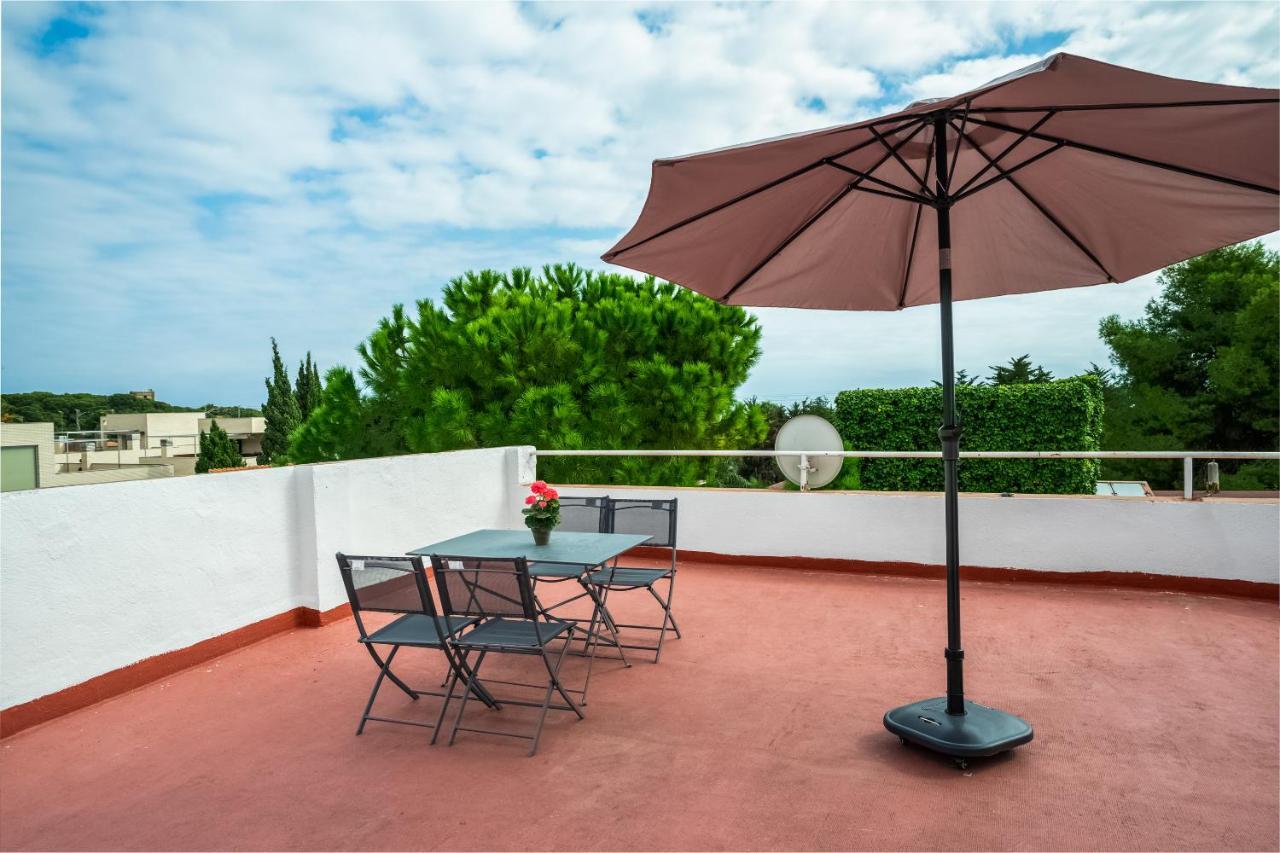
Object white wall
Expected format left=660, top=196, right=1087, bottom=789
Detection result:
left=0, top=446, right=531, bottom=710
left=4, top=450, right=1271, bottom=712
left=557, top=485, right=1280, bottom=585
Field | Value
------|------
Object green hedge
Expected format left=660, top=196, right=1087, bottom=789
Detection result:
left=833, top=377, right=1104, bottom=494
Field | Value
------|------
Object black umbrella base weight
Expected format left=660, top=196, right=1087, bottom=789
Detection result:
left=884, top=698, right=1033, bottom=761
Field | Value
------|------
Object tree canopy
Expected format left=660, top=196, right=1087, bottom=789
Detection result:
left=195, top=420, right=244, bottom=473
left=988, top=355, right=1054, bottom=385
left=0, top=391, right=257, bottom=431
left=288, top=264, right=766, bottom=484
left=1099, top=241, right=1279, bottom=488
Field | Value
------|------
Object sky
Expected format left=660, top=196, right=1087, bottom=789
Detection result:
left=2, top=1, right=1278, bottom=408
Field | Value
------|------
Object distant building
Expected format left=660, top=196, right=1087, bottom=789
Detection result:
left=3, top=422, right=174, bottom=490
left=129, top=389, right=156, bottom=400
left=100, top=412, right=206, bottom=455
left=2, top=422, right=55, bottom=491
left=39, top=412, right=267, bottom=486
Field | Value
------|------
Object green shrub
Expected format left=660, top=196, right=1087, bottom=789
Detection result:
left=834, top=377, right=1104, bottom=494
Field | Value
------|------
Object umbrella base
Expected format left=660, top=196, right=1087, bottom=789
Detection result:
left=884, top=698, right=1033, bottom=760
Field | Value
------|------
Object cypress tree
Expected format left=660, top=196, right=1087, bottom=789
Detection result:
left=294, top=353, right=326, bottom=420
left=261, top=338, right=301, bottom=464
left=196, top=420, right=245, bottom=473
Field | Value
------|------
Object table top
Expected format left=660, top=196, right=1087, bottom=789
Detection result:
left=408, top=528, right=651, bottom=566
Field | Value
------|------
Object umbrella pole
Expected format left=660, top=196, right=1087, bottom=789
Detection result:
left=934, top=154, right=965, bottom=718
left=881, top=111, right=1034, bottom=765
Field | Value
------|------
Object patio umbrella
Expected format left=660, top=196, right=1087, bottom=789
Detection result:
left=601, top=53, right=1279, bottom=762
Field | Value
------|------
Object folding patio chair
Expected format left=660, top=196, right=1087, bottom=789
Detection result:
left=335, top=553, right=496, bottom=741
left=430, top=554, right=585, bottom=756
left=528, top=495, right=610, bottom=592
left=526, top=495, right=629, bottom=669
left=587, top=498, right=681, bottom=662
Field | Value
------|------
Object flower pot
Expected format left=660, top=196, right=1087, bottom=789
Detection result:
left=531, top=526, right=552, bottom=546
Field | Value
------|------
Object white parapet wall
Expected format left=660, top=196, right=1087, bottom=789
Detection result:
left=555, top=485, right=1280, bottom=585
left=0, top=446, right=531, bottom=712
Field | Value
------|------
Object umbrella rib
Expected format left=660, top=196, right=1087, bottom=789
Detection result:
left=964, top=114, right=1280, bottom=196
left=951, top=121, right=1117, bottom=283
left=951, top=110, right=1055, bottom=197
left=896, top=129, right=935, bottom=308
left=971, top=97, right=1279, bottom=114
left=820, top=162, right=934, bottom=203
left=945, top=100, right=971, bottom=190
left=951, top=141, right=1065, bottom=203
left=719, top=120, right=932, bottom=303
left=869, top=126, right=932, bottom=197
left=896, top=199, right=926, bottom=310
left=603, top=116, right=927, bottom=260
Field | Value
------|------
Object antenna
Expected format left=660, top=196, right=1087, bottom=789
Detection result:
left=775, top=415, right=844, bottom=491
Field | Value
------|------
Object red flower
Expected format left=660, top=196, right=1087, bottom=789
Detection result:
left=525, top=495, right=536, bottom=505
left=531, top=480, right=547, bottom=494
left=544, top=488, right=559, bottom=500
left=536, top=499, right=547, bottom=508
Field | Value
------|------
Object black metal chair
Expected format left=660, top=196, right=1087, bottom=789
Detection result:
left=335, top=553, right=496, bottom=742
left=526, top=495, right=630, bottom=670
left=528, top=495, right=610, bottom=586
left=430, top=554, right=585, bottom=756
left=587, top=498, right=681, bottom=662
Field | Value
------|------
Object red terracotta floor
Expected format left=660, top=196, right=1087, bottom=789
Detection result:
left=1, top=563, right=1277, bottom=851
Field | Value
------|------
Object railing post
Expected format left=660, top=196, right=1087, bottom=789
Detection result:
left=1183, top=457, right=1194, bottom=500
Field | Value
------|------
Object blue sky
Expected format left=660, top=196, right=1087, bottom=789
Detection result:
left=3, top=1, right=1277, bottom=407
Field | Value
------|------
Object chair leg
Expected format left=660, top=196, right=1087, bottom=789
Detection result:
left=447, top=650, right=486, bottom=747
left=363, top=643, right=417, bottom=701
left=547, top=638, right=585, bottom=719
left=575, top=623, right=595, bottom=707
left=665, top=570, right=682, bottom=638
left=647, top=576, right=680, bottom=663
left=597, top=583, right=631, bottom=667
left=358, top=645, right=401, bottom=735
left=431, top=649, right=463, bottom=745
left=443, top=641, right=500, bottom=710
left=529, top=642, right=583, bottom=757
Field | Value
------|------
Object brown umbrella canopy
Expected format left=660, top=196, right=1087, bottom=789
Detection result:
left=603, top=53, right=1279, bottom=310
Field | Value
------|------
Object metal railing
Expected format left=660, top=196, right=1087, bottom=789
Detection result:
left=532, top=449, right=1280, bottom=499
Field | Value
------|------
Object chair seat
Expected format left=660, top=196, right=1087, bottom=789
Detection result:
left=528, top=562, right=588, bottom=579
left=454, top=617, right=572, bottom=648
left=364, top=614, right=477, bottom=647
left=588, top=566, right=671, bottom=587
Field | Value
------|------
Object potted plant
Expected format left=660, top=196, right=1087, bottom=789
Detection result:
left=522, top=480, right=560, bottom=545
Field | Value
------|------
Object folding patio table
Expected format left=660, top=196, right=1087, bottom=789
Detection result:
left=408, top=528, right=651, bottom=701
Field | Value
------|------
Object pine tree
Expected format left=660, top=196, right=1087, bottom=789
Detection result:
left=261, top=338, right=302, bottom=464
left=288, top=367, right=368, bottom=462
left=988, top=355, right=1054, bottom=385
left=196, top=420, right=245, bottom=473
left=286, top=264, right=767, bottom=484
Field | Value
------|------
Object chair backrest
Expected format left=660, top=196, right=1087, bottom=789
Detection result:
left=430, top=555, right=538, bottom=621
left=335, top=553, right=437, bottom=640
left=609, top=498, right=678, bottom=552
left=557, top=495, right=611, bottom=534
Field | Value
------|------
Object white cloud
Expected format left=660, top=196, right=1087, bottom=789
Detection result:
left=2, top=1, right=1277, bottom=405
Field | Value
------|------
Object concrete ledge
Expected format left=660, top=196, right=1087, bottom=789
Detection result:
left=628, top=546, right=1280, bottom=601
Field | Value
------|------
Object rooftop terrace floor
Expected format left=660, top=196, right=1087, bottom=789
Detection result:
left=1, top=561, right=1276, bottom=851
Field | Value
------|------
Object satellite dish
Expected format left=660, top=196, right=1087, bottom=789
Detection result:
left=775, top=415, right=844, bottom=490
